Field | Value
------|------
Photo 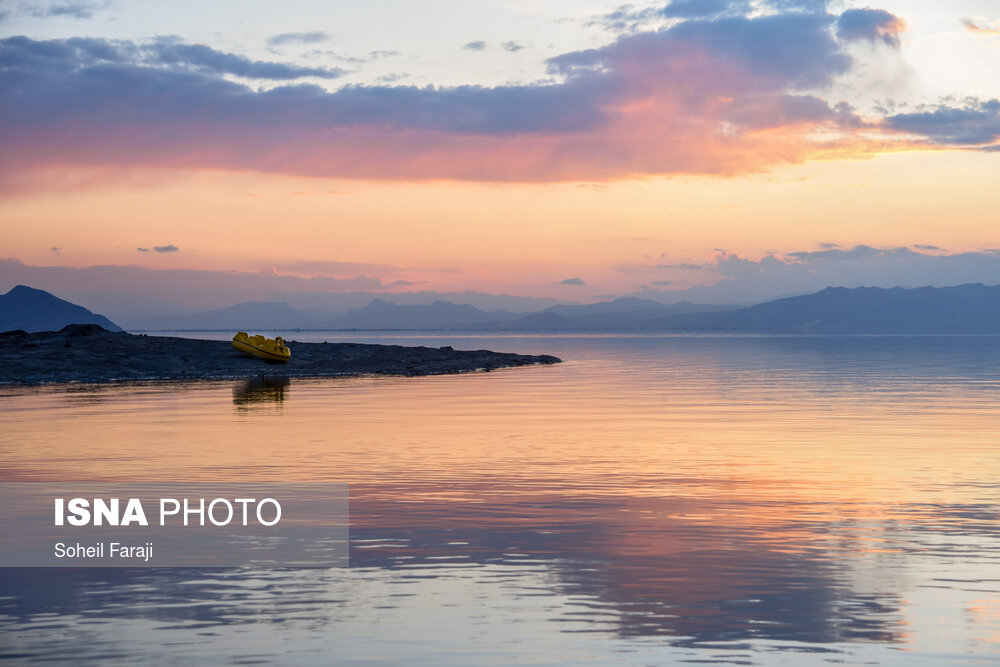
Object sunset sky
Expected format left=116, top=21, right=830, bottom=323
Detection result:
left=1, top=0, right=998, bottom=310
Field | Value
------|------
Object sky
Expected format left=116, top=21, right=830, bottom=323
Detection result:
left=1, top=0, right=998, bottom=311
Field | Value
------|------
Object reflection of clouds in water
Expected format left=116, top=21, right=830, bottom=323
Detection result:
left=348, top=491, right=909, bottom=645
left=8, top=489, right=996, bottom=658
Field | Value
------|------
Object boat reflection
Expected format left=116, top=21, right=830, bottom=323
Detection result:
left=232, top=375, right=290, bottom=409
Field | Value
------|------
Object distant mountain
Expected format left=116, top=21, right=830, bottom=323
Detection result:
left=640, top=284, right=1000, bottom=334
left=43, top=284, right=996, bottom=335
left=0, top=285, right=123, bottom=333
left=137, top=301, right=320, bottom=331
left=322, top=299, right=521, bottom=329
left=542, top=297, right=671, bottom=317
left=487, top=299, right=736, bottom=331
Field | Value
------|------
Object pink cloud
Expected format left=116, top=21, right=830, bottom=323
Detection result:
left=2, top=7, right=990, bottom=185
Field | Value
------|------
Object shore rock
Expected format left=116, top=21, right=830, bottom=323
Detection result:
left=0, top=326, right=561, bottom=385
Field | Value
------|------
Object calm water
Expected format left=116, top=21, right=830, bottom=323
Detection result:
left=2, top=334, right=999, bottom=665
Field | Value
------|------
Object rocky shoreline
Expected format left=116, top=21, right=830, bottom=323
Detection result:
left=0, top=325, right=561, bottom=385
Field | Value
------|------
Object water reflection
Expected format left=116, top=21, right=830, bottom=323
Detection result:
left=232, top=375, right=290, bottom=410
left=348, top=490, right=910, bottom=645
left=1, top=335, right=999, bottom=664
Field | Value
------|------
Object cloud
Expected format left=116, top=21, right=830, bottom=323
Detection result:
left=650, top=280, right=673, bottom=286
left=267, top=32, right=330, bottom=48
left=593, top=0, right=757, bottom=33
left=147, top=37, right=345, bottom=80
left=501, top=41, right=525, bottom=52
left=590, top=5, right=662, bottom=33
left=270, top=259, right=403, bottom=276
left=0, top=6, right=986, bottom=184
left=656, top=262, right=712, bottom=270
left=836, top=8, right=906, bottom=48
left=50, top=246, right=62, bottom=254
left=962, top=18, right=1000, bottom=36
left=593, top=1, right=829, bottom=33
left=136, top=247, right=149, bottom=252
left=635, top=245, right=1000, bottom=304
left=662, top=0, right=750, bottom=19
left=885, top=98, right=1000, bottom=145
left=462, top=40, right=487, bottom=51
left=0, top=35, right=344, bottom=84
left=913, top=244, right=941, bottom=251
left=557, top=277, right=586, bottom=286
left=785, top=244, right=884, bottom=261
left=28, top=1, right=107, bottom=20
left=153, top=244, right=179, bottom=253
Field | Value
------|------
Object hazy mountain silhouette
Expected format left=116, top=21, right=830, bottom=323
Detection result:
left=494, top=298, right=735, bottom=330
left=322, top=299, right=521, bottom=329
left=640, top=284, right=1000, bottom=333
left=138, top=301, right=320, bottom=330
left=0, top=285, right=122, bottom=333
left=13, top=283, right=995, bottom=334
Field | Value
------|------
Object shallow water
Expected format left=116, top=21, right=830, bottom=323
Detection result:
left=2, top=334, right=999, bottom=665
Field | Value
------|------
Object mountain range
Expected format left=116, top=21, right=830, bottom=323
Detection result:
left=3, top=283, right=998, bottom=334
left=638, top=284, right=1000, bottom=334
left=0, top=285, right=122, bottom=333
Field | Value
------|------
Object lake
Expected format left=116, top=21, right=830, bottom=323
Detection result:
left=2, top=334, right=999, bottom=665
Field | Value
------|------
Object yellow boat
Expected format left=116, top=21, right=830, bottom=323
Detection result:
left=232, top=331, right=291, bottom=364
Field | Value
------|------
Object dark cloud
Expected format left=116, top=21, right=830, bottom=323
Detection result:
left=462, top=40, right=486, bottom=51
left=0, top=36, right=600, bottom=136
left=136, top=247, right=149, bottom=252
left=557, top=277, right=586, bottom=286
left=501, top=41, right=525, bottom=52
left=50, top=246, right=62, bottom=254
left=153, top=244, right=179, bottom=253
left=913, top=244, right=942, bottom=251
left=267, top=32, right=330, bottom=47
left=819, top=242, right=839, bottom=249
left=885, top=98, right=1000, bottom=145
left=836, top=8, right=905, bottom=48
left=0, top=35, right=344, bottom=82
left=650, top=280, right=674, bottom=286
left=551, top=12, right=852, bottom=91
